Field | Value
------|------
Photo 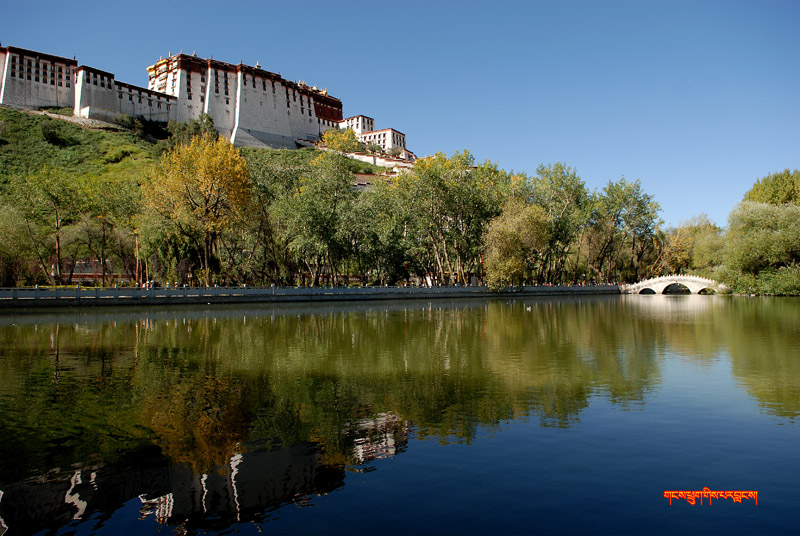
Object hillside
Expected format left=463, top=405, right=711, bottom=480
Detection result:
left=0, top=106, right=385, bottom=183
left=0, top=107, right=160, bottom=184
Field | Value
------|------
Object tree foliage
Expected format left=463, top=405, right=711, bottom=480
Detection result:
left=144, top=134, right=251, bottom=285
left=743, top=169, right=799, bottom=206
left=720, top=171, right=800, bottom=295
left=6, top=107, right=799, bottom=294
left=276, top=138, right=357, bottom=286
left=484, top=198, right=550, bottom=289
left=658, top=214, right=723, bottom=277
left=390, top=151, right=508, bottom=285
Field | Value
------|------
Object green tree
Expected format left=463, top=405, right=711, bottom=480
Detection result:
left=724, top=202, right=800, bottom=294
left=616, top=178, right=661, bottom=281
left=391, top=151, right=508, bottom=285
left=583, top=179, right=632, bottom=282
left=743, top=169, right=799, bottom=205
left=277, top=129, right=358, bottom=286
left=0, top=204, right=35, bottom=285
left=80, top=177, right=141, bottom=285
left=483, top=198, right=551, bottom=289
left=238, top=148, right=315, bottom=285
left=11, top=166, right=86, bottom=284
left=719, top=170, right=800, bottom=295
left=529, top=163, right=589, bottom=283
left=657, top=214, right=723, bottom=277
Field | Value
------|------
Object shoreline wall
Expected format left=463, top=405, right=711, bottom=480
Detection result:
left=0, top=285, right=620, bottom=309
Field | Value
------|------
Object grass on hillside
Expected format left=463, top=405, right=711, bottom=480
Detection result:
left=0, top=107, right=392, bottom=190
left=0, top=107, right=158, bottom=184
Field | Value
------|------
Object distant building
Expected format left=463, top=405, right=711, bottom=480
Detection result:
left=338, top=116, right=414, bottom=162
left=360, top=128, right=407, bottom=154
left=339, top=115, right=374, bottom=136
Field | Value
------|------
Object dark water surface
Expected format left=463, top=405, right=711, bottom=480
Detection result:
left=0, top=295, right=797, bottom=535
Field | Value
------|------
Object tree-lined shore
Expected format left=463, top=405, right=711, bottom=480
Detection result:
left=0, top=107, right=797, bottom=294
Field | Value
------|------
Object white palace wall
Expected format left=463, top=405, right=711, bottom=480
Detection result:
left=149, top=53, right=344, bottom=149
left=0, top=48, right=6, bottom=100
left=0, top=47, right=76, bottom=111
left=0, top=46, right=173, bottom=124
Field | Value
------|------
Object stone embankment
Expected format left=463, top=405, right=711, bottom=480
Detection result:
left=0, top=285, right=620, bottom=309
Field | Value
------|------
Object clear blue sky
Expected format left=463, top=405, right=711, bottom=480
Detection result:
left=2, top=0, right=797, bottom=227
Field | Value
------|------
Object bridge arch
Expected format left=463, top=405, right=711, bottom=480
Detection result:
left=623, top=275, right=723, bottom=295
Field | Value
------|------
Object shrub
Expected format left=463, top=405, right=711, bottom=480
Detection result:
left=40, top=120, right=74, bottom=146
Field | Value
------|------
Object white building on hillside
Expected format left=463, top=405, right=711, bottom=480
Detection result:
left=339, top=115, right=374, bottom=135
left=0, top=45, right=175, bottom=123
left=338, top=115, right=413, bottom=161
left=361, top=128, right=407, bottom=154
left=0, top=46, right=77, bottom=110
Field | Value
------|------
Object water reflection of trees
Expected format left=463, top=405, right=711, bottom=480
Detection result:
left=0, top=297, right=797, bottom=528
left=623, top=296, right=800, bottom=420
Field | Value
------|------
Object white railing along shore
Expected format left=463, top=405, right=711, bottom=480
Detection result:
left=0, top=284, right=621, bottom=307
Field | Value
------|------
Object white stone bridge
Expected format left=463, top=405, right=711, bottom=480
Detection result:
left=621, top=275, right=724, bottom=294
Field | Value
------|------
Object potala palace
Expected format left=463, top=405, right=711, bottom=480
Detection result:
left=0, top=44, right=414, bottom=161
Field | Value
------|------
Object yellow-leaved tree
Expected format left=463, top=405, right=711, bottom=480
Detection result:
left=145, top=134, right=251, bottom=286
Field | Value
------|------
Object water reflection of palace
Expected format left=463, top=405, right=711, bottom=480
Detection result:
left=0, top=411, right=411, bottom=534
left=0, top=442, right=344, bottom=534
left=347, top=413, right=408, bottom=464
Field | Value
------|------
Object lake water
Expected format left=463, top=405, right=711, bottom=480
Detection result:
left=0, top=295, right=797, bottom=535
